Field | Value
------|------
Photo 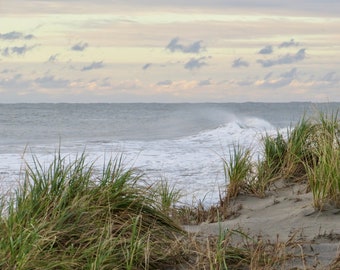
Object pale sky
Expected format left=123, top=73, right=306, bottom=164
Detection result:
left=1, top=0, right=339, bottom=103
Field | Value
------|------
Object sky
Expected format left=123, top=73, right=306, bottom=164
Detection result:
left=0, top=0, right=340, bottom=103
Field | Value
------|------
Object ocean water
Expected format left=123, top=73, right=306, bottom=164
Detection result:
left=0, top=103, right=338, bottom=205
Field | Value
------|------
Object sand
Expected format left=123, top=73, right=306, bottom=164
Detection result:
left=184, top=180, right=340, bottom=269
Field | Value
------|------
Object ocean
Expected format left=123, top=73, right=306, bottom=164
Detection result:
left=0, top=103, right=339, bottom=205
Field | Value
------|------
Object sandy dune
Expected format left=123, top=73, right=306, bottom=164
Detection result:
left=184, top=180, right=340, bottom=269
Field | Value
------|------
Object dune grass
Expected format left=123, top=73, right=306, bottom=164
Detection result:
left=304, top=111, right=340, bottom=209
left=0, top=153, right=186, bottom=269
left=223, top=144, right=252, bottom=200
left=220, top=109, right=339, bottom=210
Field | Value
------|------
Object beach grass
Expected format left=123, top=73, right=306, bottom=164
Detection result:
left=245, top=132, right=287, bottom=197
left=152, top=179, right=182, bottom=215
left=223, top=144, right=252, bottom=200
left=220, top=109, right=340, bottom=208
left=0, top=153, right=186, bottom=269
left=305, top=110, right=340, bottom=209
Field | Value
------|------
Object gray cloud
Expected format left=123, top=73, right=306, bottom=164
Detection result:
left=47, top=54, right=59, bottom=62
left=0, top=73, right=31, bottom=89
left=71, top=42, right=89, bottom=51
left=237, top=79, right=254, bottom=86
left=232, top=58, right=249, bottom=68
left=264, top=72, right=273, bottom=80
left=184, top=57, right=208, bottom=70
left=81, top=61, right=104, bottom=71
left=166, top=37, right=205, bottom=54
left=322, top=71, right=337, bottom=82
left=281, top=67, right=297, bottom=78
left=321, top=71, right=339, bottom=86
left=0, top=31, right=35, bottom=40
left=259, top=68, right=298, bottom=88
left=257, top=48, right=306, bottom=67
left=198, top=79, right=211, bottom=86
left=35, top=75, right=69, bottom=88
left=142, top=63, right=152, bottom=70
left=278, top=38, right=299, bottom=48
left=1, top=68, right=14, bottom=74
left=156, top=80, right=172, bottom=86
left=258, top=45, right=273, bottom=55
left=1, top=45, right=36, bottom=56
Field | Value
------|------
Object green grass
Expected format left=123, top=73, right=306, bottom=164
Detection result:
left=223, top=144, right=252, bottom=200
left=253, top=132, right=287, bottom=196
left=0, top=153, right=185, bottom=269
left=305, top=110, right=340, bottom=210
left=152, top=179, right=181, bottom=215
left=222, top=109, right=339, bottom=210
left=282, top=116, right=316, bottom=181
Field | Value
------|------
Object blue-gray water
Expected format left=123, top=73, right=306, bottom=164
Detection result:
left=0, top=102, right=339, bottom=204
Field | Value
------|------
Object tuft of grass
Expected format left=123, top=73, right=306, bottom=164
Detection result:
left=282, top=116, right=316, bottom=181
left=152, top=179, right=182, bottom=216
left=253, top=132, right=287, bottom=196
left=0, top=153, right=186, bottom=269
left=223, top=144, right=252, bottom=200
left=305, top=110, right=340, bottom=210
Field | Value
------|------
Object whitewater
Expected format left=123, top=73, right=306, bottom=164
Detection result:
left=0, top=103, right=338, bottom=205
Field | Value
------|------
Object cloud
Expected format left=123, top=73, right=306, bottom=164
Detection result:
left=0, top=31, right=35, bottom=40
left=166, top=37, right=205, bottom=54
left=81, top=61, right=104, bottom=71
left=47, top=54, right=59, bottom=62
left=257, top=48, right=306, bottom=67
left=232, top=58, right=249, bottom=68
left=156, top=80, right=172, bottom=86
left=1, top=68, right=14, bottom=74
left=264, top=72, right=273, bottom=80
left=281, top=67, right=297, bottom=78
left=1, top=45, right=36, bottom=56
left=184, top=57, right=208, bottom=70
left=142, top=63, right=152, bottom=70
left=256, top=68, right=298, bottom=88
left=322, top=71, right=337, bottom=82
left=198, top=79, right=212, bottom=86
left=258, top=45, right=273, bottom=55
left=319, top=71, right=339, bottom=87
left=278, top=38, right=299, bottom=48
left=0, top=73, right=31, bottom=90
left=71, top=42, right=89, bottom=51
left=34, top=75, right=70, bottom=88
